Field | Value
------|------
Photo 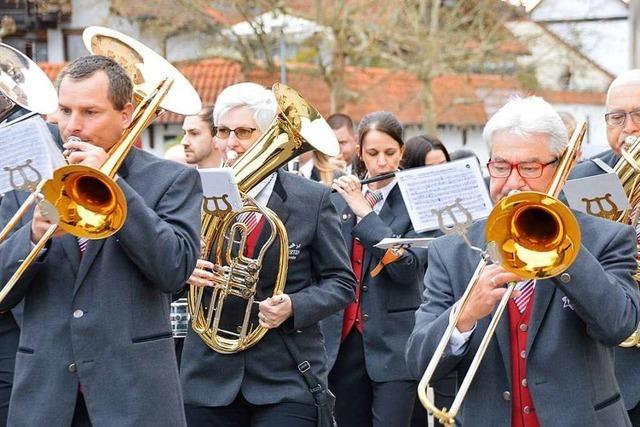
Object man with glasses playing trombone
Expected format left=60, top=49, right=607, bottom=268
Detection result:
left=568, top=69, right=640, bottom=425
left=406, top=96, right=639, bottom=426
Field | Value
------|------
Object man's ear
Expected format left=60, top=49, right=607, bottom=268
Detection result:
left=121, top=102, right=134, bottom=128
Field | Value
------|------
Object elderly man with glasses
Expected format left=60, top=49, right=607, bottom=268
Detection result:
left=569, top=69, right=640, bottom=425
left=406, top=96, right=639, bottom=427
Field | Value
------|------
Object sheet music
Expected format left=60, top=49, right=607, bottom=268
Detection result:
left=396, top=158, right=493, bottom=232
left=374, top=237, right=434, bottom=249
left=198, top=168, right=243, bottom=214
left=0, top=115, right=62, bottom=194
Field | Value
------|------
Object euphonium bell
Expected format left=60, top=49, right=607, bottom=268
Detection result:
left=188, top=83, right=339, bottom=354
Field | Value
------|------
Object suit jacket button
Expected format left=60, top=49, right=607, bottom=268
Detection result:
left=502, top=391, right=511, bottom=401
left=68, top=363, right=77, bottom=373
left=560, top=273, right=571, bottom=283
left=73, top=309, right=84, bottom=319
left=362, top=314, right=369, bottom=321
left=362, top=285, right=369, bottom=292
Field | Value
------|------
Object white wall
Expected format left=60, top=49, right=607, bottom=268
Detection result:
left=508, top=20, right=613, bottom=91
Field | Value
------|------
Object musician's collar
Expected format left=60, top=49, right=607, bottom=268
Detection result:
left=362, top=176, right=397, bottom=204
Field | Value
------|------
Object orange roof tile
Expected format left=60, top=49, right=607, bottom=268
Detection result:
left=38, top=59, right=604, bottom=127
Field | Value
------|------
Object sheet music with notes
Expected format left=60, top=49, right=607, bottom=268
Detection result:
left=396, top=158, right=493, bottom=232
left=0, top=115, right=63, bottom=194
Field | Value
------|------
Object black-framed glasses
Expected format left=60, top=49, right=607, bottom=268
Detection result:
left=605, top=108, right=640, bottom=127
left=213, top=126, right=257, bottom=140
left=486, top=158, right=558, bottom=178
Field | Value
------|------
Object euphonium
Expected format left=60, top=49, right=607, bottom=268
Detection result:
left=188, top=83, right=339, bottom=354
left=418, top=122, right=586, bottom=427
left=608, top=135, right=640, bottom=347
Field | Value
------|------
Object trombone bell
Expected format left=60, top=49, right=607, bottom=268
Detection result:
left=41, top=165, right=127, bottom=239
left=487, top=191, right=580, bottom=278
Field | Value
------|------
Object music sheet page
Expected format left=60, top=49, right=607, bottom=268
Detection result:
left=396, top=158, right=493, bottom=232
left=0, top=115, right=61, bottom=194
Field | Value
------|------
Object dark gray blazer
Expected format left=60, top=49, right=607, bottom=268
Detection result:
left=180, top=169, right=356, bottom=407
left=406, top=213, right=640, bottom=426
left=0, top=147, right=202, bottom=427
left=569, top=149, right=640, bottom=410
left=322, top=185, right=428, bottom=381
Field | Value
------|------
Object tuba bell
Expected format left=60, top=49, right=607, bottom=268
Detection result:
left=0, top=26, right=201, bottom=305
left=417, top=122, right=586, bottom=427
left=188, top=83, right=339, bottom=354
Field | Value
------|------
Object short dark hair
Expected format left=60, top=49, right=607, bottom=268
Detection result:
left=56, top=55, right=133, bottom=110
left=356, top=111, right=403, bottom=177
left=401, top=135, right=450, bottom=169
left=197, top=104, right=215, bottom=135
left=327, top=113, right=354, bottom=133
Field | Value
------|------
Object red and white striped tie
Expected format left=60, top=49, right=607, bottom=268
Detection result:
left=77, top=237, right=88, bottom=255
left=365, top=190, right=383, bottom=209
left=513, top=279, right=535, bottom=314
left=238, top=212, right=262, bottom=236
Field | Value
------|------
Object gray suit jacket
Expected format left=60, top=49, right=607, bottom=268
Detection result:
left=0, top=147, right=202, bottom=427
left=406, top=213, right=640, bottom=426
left=569, top=149, right=640, bottom=410
left=180, top=170, right=356, bottom=407
left=321, top=185, right=429, bottom=381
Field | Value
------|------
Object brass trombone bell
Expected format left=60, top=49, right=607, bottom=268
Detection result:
left=486, top=191, right=581, bottom=279
left=0, top=43, right=58, bottom=117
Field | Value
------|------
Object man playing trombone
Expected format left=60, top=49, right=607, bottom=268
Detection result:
left=406, top=96, right=640, bottom=426
left=0, top=55, right=201, bottom=426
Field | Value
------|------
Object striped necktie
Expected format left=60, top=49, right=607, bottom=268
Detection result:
left=238, top=211, right=262, bottom=236
left=513, top=279, right=535, bottom=314
left=78, top=237, right=88, bottom=255
left=365, top=190, right=383, bottom=209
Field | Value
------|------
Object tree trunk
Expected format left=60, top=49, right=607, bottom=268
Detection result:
left=419, top=76, right=438, bottom=136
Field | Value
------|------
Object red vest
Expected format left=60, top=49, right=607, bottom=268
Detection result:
left=341, top=237, right=366, bottom=340
left=508, top=294, right=540, bottom=427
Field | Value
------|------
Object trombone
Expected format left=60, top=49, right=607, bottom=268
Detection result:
left=417, top=121, right=587, bottom=427
left=0, top=26, right=201, bottom=305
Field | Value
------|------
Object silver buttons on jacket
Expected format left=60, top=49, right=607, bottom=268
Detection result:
left=68, top=363, right=77, bottom=373
left=560, top=273, right=571, bottom=283
left=502, top=391, right=511, bottom=401
left=73, top=309, right=84, bottom=319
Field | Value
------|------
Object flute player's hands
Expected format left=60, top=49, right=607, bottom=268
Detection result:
left=332, top=175, right=373, bottom=218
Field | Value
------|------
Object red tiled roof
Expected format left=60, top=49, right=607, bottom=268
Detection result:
left=38, top=59, right=604, bottom=127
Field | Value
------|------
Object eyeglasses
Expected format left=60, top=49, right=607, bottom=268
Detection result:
left=486, top=158, right=558, bottom=178
left=213, top=126, right=257, bottom=140
left=605, top=108, right=640, bottom=127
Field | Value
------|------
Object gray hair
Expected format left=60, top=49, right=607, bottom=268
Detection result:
left=483, top=96, right=568, bottom=157
left=606, top=69, right=640, bottom=108
left=213, top=82, right=277, bottom=131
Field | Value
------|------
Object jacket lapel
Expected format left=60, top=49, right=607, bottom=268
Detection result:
left=59, top=234, right=81, bottom=272
left=254, top=171, right=289, bottom=294
left=526, top=279, right=556, bottom=355
left=363, top=186, right=400, bottom=275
